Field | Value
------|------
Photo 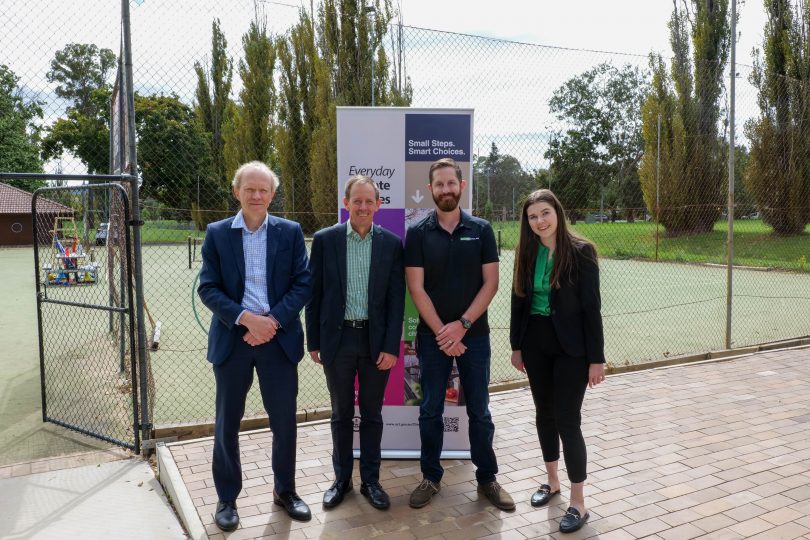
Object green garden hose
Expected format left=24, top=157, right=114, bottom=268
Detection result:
left=191, top=268, right=208, bottom=335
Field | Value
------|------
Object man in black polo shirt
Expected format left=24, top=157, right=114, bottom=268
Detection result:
left=404, top=158, right=514, bottom=511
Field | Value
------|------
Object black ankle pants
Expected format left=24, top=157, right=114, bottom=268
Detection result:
left=522, top=314, right=590, bottom=483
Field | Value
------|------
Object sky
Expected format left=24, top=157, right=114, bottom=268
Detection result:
left=398, top=0, right=766, bottom=68
left=1, top=0, right=772, bottom=172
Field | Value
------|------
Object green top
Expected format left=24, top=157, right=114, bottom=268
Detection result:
left=530, top=244, right=554, bottom=315
left=344, top=221, right=373, bottom=320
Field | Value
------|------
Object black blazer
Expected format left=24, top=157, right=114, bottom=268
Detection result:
left=305, top=222, right=405, bottom=365
left=510, top=243, right=605, bottom=363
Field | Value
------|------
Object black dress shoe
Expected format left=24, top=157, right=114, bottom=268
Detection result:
left=530, top=484, right=560, bottom=507
left=273, top=490, right=312, bottom=522
left=214, top=500, right=239, bottom=532
left=559, top=506, right=590, bottom=533
left=323, top=479, right=353, bottom=509
left=360, top=482, right=390, bottom=510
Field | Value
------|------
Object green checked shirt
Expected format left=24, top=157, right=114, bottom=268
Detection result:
left=344, top=221, right=372, bottom=320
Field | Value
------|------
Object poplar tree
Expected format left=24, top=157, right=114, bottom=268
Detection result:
left=276, top=0, right=412, bottom=231
left=744, top=0, right=810, bottom=235
left=639, top=0, right=731, bottom=236
left=276, top=12, right=318, bottom=230
left=192, top=19, right=233, bottom=228
left=223, top=13, right=280, bottom=211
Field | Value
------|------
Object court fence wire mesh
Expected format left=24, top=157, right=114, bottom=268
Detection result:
left=1, top=0, right=808, bottom=432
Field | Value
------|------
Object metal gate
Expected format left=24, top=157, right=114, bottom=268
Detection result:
left=32, top=183, right=140, bottom=452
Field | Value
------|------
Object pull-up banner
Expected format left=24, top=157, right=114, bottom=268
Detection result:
left=336, top=107, right=474, bottom=458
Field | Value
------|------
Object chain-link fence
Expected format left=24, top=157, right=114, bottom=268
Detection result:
left=30, top=182, right=141, bottom=449
left=2, top=1, right=809, bottom=432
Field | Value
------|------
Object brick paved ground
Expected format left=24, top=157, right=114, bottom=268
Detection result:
left=166, top=347, right=810, bottom=539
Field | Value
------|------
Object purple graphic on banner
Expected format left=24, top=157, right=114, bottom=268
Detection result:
left=340, top=208, right=406, bottom=241
left=405, top=114, right=471, bottom=162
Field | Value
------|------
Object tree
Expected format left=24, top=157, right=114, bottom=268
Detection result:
left=46, top=43, right=116, bottom=116
left=744, top=0, right=810, bottom=235
left=276, top=12, right=318, bottom=230
left=224, top=13, right=276, bottom=180
left=545, top=63, right=650, bottom=221
left=472, top=142, right=534, bottom=219
left=135, top=94, right=213, bottom=222
left=41, top=87, right=111, bottom=174
left=0, top=64, right=44, bottom=190
left=223, top=12, right=282, bottom=214
left=194, top=18, right=233, bottom=226
left=276, top=1, right=412, bottom=231
left=41, top=43, right=117, bottom=176
left=544, top=132, right=604, bottom=222
left=639, top=0, right=731, bottom=236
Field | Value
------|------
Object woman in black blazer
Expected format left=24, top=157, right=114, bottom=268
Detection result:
left=509, top=189, right=605, bottom=534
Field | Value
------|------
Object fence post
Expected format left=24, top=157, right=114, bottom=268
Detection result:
left=655, top=113, right=661, bottom=262
left=122, top=0, right=150, bottom=449
left=725, top=0, right=737, bottom=350
left=188, top=236, right=192, bottom=269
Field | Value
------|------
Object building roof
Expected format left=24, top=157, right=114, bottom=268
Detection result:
left=0, top=182, right=74, bottom=215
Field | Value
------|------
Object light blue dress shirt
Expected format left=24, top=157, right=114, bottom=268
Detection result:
left=232, top=210, right=271, bottom=325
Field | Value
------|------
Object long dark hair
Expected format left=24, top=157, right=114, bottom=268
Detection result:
left=513, top=189, right=597, bottom=296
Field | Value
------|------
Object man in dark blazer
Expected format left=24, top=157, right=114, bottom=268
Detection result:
left=306, top=175, right=405, bottom=510
left=198, top=161, right=312, bottom=530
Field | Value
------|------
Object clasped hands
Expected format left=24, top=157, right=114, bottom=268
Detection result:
left=241, top=312, right=280, bottom=346
left=436, top=320, right=467, bottom=357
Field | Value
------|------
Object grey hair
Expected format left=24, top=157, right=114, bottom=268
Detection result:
left=232, top=161, right=280, bottom=192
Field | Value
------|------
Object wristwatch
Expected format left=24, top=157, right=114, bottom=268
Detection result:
left=459, top=317, right=472, bottom=330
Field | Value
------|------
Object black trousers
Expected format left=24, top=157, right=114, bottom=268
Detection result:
left=323, top=326, right=390, bottom=484
left=212, top=336, right=298, bottom=501
left=522, top=314, right=590, bottom=483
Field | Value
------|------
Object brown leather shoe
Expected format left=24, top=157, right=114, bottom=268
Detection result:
left=409, top=478, right=440, bottom=508
left=478, top=481, right=516, bottom=511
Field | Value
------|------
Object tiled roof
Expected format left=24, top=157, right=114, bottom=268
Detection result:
left=0, top=182, right=74, bottom=215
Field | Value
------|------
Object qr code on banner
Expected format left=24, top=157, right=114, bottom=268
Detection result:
left=442, top=417, right=460, bottom=433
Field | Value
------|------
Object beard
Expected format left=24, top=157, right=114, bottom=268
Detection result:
left=433, top=191, right=461, bottom=212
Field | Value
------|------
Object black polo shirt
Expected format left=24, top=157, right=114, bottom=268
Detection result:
left=404, top=210, right=499, bottom=337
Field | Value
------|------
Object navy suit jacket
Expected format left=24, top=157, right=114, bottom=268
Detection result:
left=305, top=222, right=405, bottom=365
left=197, top=214, right=312, bottom=365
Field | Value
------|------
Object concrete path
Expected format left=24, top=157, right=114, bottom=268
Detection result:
left=1, top=453, right=186, bottom=539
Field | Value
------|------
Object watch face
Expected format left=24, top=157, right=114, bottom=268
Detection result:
left=461, top=318, right=472, bottom=329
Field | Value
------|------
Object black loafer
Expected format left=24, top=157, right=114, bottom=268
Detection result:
left=323, top=479, right=353, bottom=509
left=360, top=482, right=391, bottom=510
left=273, top=490, right=312, bottom=522
left=531, top=484, right=560, bottom=507
left=214, top=500, right=239, bottom=532
left=560, top=506, right=590, bottom=533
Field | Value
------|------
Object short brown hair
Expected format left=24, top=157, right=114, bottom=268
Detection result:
left=343, top=174, right=380, bottom=199
left=428, top=158, right=462, bottom=184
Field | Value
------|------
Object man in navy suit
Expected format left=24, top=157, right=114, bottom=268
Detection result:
left=198, top=161, right=312, bottom=530
left=306, top=175, right=405, bottom=510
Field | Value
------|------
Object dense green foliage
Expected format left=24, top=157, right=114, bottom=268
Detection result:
left=639, top=0, right=731, bottom=236
left=745, top=0, right=810, bottom=235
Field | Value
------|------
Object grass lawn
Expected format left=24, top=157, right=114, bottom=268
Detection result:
left=492, top=219, right=810, bottom=271
left=140, top=220, right=206, bottom=243
left=63, top=219, right=205, bottom=245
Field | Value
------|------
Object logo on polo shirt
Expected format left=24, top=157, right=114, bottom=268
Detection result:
left=460, top=236, right=479, bottom=241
